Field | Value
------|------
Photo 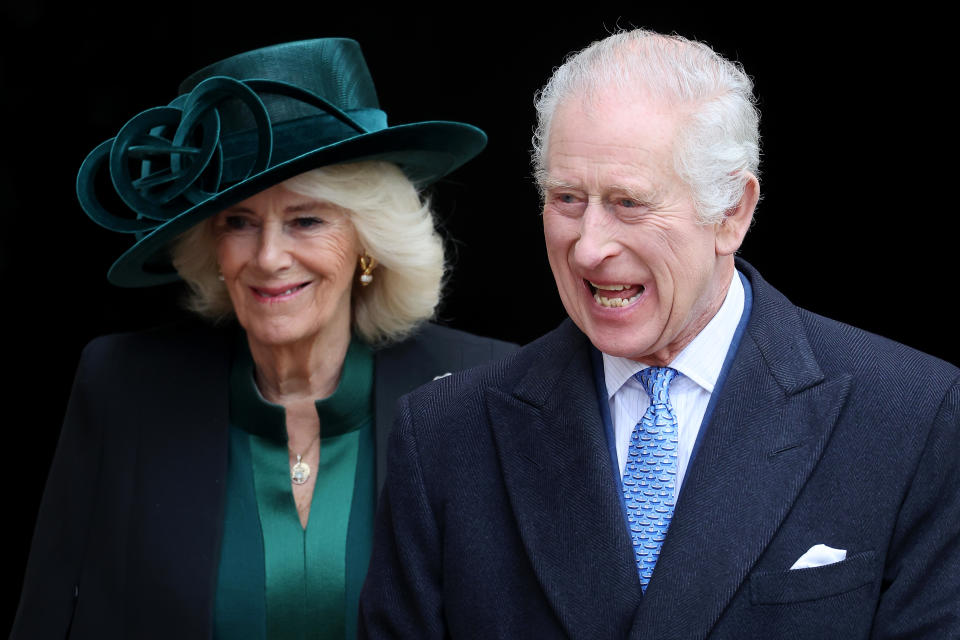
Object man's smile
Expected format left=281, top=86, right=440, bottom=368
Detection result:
left=587, top=280, right=646, bottom=308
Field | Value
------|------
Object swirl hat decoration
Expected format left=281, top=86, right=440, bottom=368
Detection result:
left=76, top=38, right=487, bottom=287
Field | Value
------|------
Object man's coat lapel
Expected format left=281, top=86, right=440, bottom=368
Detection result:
left=486, top=321, right=643, bottom=640
left=484, top=265, right=853, bottom=640
left=629, top=264, right=852, bottom=638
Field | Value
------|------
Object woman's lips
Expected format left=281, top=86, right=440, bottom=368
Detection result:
left=250, top=281, right=312, bottom=301
left=587, top=280, right=645, bottom=308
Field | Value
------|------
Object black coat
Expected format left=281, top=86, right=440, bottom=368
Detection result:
left=360, top=261, right=960, bottom=639
left=11, top=321, right=516, bottom=639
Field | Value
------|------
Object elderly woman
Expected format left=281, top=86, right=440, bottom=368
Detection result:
left=11, top=38, right=514, bottom=640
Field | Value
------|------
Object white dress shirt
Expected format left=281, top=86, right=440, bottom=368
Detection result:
left=603, top=270, right=745, bottom=498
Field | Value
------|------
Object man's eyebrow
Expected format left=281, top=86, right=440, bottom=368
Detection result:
left=537, top=174, right=662, bottom=205
left=608, top=184, right=663, bottom=206
left=536, top=174, right=580, bottom=191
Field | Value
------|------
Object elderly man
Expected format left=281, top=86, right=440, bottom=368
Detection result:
left=359, top=29, right=959, bottom=639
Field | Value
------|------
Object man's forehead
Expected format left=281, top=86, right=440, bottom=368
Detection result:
left=542, top=96, right=679, bottom=192
left=549, top=87, right=681, bottom=155
left=563, top=83, right=677, bottom=120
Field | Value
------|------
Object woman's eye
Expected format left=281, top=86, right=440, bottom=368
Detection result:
left=224, top=215, right=248, bottom=230
left=292, top=217, right=323, bottom=229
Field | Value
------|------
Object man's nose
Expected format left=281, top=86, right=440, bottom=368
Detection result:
left=572, top=202, right=619, bottom=269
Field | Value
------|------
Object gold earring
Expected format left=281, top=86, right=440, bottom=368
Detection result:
left=359, top=255, right=377, bottom=286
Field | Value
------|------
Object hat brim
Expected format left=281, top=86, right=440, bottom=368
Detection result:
left=104, top=120, right=486, bottom=287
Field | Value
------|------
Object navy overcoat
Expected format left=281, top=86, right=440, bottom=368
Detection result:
left=360, top=260, right=960, bottom=639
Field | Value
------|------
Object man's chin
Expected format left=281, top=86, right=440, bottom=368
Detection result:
left=578, top=323, right=658, bottom=362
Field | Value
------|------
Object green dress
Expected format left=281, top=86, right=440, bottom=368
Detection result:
left=212, top=333, right=376, bottom=640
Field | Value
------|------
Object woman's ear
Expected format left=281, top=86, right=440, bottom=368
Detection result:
left=716, top=172, right=759, bottom=256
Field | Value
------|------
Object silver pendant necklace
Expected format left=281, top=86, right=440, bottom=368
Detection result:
left=290, top=432, right=320, bottom=485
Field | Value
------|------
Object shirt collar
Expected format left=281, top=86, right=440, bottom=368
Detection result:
left=229, top=331, right=374, bottom=442
left=602, top=269, right=745, bottom=398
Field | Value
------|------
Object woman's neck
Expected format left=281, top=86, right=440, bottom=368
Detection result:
left=248, top=324, right=352, bottom=409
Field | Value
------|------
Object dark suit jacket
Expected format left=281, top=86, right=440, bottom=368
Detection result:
left=11, top=320, right=516, bottom=640
left=359, top=261, right=960, bottom=639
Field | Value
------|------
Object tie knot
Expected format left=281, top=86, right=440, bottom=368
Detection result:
left=636, top=367, right=678, bottom=404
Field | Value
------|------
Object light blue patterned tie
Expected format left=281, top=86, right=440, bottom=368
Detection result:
left=622, top=367, right=679, bottom=591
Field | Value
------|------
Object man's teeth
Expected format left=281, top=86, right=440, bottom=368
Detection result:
left=590, top=283, right=644, bottom=308
left=594, top=292, right=641, bottom=307
left=589, top=281, right=627, bottom=291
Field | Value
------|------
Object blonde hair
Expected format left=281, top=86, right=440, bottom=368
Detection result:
left=171, top=161, right=446, bottom=344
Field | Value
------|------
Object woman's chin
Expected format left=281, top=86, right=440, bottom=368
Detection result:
left=239, top=313, right=351, bottom=354
left=256, top=333, right=317, bottom=354
left=241, top=320, right=316, bottom=350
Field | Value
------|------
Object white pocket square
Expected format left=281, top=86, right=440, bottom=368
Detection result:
left=790, top=544, right=847, bottom=570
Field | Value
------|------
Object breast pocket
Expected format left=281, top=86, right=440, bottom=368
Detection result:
left=750, top=550, right=879, bottom=605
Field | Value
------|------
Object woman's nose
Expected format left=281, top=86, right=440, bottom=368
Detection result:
left=254, top=223, right=294, bottom=272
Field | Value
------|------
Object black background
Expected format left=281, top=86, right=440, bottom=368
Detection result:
left=2, top=3, right=955, bottom=630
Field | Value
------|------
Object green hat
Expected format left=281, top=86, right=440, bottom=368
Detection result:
left=76, top=38, right=487, bottom=287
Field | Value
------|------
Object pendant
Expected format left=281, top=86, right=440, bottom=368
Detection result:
left=291, top=454, right=310, bottom=485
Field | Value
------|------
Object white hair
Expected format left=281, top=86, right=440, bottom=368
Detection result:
left=532, top=28, right=760, bottom=223
left=171, top=161, right=446, bottom=345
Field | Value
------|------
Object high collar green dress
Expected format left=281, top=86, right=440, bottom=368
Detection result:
left=213, top=332, right=376, bottom=640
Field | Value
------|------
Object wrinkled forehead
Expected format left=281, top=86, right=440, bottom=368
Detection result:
left=547, top=89, right=682, bottom=156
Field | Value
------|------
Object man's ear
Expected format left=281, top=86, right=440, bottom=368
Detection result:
left=716, top=172, right=759, bottom=256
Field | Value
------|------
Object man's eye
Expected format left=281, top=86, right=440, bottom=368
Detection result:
left=557, top=193, right=578, bottom=204
left=618, top=199, right=638, bottom=208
